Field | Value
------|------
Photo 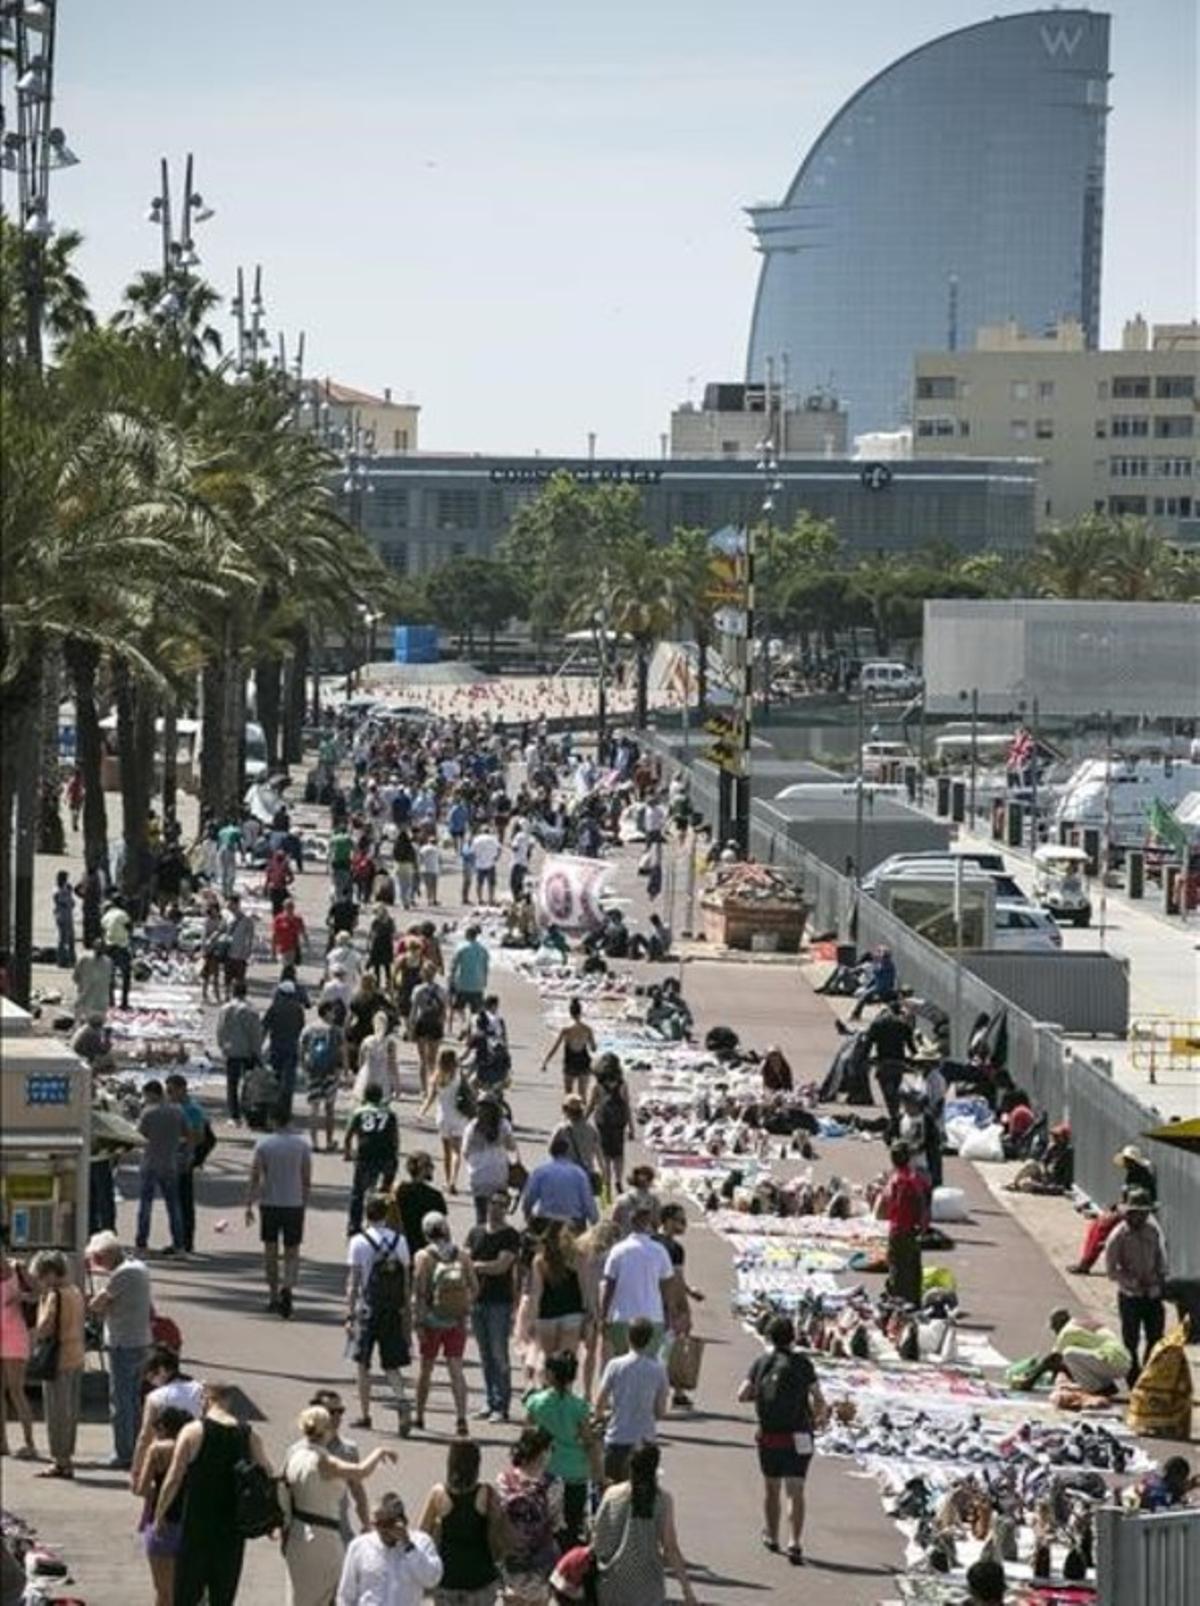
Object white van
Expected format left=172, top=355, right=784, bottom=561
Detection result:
left=859, top=661, right=921, bottom=699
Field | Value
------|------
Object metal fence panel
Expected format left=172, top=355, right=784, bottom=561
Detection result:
left=1095, top=1506, right=1200, bottom=1606
left=964, top=952, right=1130, bottom=1036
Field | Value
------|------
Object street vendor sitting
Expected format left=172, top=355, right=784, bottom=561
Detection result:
left=1006, top=1123, right=1074, bottom=1195
left=71, top=1012, right=116, bottom=1076
left=1013, top=1307, right=1131, bottom=1398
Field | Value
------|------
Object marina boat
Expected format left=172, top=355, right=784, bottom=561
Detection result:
left=1052, top=758, right=1200, bottom=850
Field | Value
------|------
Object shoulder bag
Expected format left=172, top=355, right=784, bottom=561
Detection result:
left=27, top=1289, right=61, bottom=1382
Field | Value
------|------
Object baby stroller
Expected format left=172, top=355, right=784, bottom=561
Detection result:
left=241, top=1061, right=280, bottom=1129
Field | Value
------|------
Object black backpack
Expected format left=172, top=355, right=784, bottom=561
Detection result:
left=363, top=1230, right=408, bottom=1322
left=755, top=1352, right=811, bottom=1434
left=192, top=1120, right=218, bottom=1170
left=232, top=1428, right=284, bottom=1539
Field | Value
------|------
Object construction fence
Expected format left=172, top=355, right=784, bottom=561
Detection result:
left=651, top=738, right=1199, bottom=1278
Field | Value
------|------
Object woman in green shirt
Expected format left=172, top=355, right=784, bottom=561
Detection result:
left=523, top=1350, right=597, bottom=1546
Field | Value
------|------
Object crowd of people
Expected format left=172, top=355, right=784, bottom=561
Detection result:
left=4, top=698, right=1193, bottom=1606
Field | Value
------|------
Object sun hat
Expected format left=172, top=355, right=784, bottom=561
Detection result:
left=1114, top=1144, right=1150, bottom=1168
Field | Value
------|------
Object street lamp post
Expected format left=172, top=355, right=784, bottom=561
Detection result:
left=757, top=433, right=783, bottom=726
left=959, top=686, right=979, bottom=828
left=1, top=0, right=80, bottom=1004
left=146, top=152, right=215, bottom=332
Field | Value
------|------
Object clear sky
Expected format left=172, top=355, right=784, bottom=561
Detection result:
left=53, top=1, right=1198, bottom=455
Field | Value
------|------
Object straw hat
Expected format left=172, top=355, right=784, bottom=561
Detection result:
left=1114, top=1144, right=1150, bottom=1169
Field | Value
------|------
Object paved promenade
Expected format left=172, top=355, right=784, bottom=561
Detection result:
left=7, top=785, right=1163, bottom=1604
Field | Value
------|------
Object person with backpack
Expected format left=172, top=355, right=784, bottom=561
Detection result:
left=408, top=963, right=448, bottom=1095
left=587, top=1056, right=636, bottom=1204
left=738, top=1314, right=828, bottom=1566
left=419, top=1046, right=471, bottom=1193
left=165, top=1074, right=210, bottom=1257
left=346, top=1196, right=414, bottom=1436
left=152, top=1380, right=274, bottom=1606
left=343, top=1085, right=401, bottom=1238
left=412, top=1213, right=478, bottom=1437
left=301, top=1000, right=346, bottom=1152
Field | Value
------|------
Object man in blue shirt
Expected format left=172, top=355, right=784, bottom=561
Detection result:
left=449, top=926, right=490, bottom=1024
left=165, top=1073, right=207, bottom=1254
left=521, top=1135, right=599, bottom=1229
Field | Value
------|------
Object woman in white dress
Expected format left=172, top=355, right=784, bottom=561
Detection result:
left=281, top=1405, right=397, bottom=1606
left=353, top=1012, right=401, bottom=1104
left=419, top=1046, right=468, bottom=1193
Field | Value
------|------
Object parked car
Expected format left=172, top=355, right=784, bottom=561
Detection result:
left=993, top=899, right=1063, bottom=952
left=862, top=852, right=1028, bottom=903
left=859, top=660, right=922, bottom=700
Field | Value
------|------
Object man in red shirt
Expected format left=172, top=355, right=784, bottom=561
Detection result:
left=881, top=1141, right=931, bottom=1307
left=272, top=898, right=307, bottom=967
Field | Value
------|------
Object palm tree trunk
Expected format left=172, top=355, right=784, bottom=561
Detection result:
left=1, top=654, right=42, bottom=1003
left=256, top=655, right=282, bottom=768
left=200, top=658, right=226, bottom=819
left=221, top=631, right=245, bottom=818
left=696, top=633, right=709, bottom=720
left=113, top=659, right=155, bottom=913
left=283, top=627, right=307, bottom=768
left=635, top=644, right=650, bottom=729
left=64, top=637, right=110, bottom=881
left=37, top=647, right=65, bottom=855
left=161, top=693, right=178, bottom=825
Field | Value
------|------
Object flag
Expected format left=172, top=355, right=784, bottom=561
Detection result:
left=1007, top=728, right=1034, bottom=772
left=536, top=854, right=614, bottom=932
left=1147, top=797, right=1189, bottom=858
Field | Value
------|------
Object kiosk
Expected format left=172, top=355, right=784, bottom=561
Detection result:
left=0, top=998, right=91, bottom=1270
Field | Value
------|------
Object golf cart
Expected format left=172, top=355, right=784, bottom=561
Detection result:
left=1033, top=844, right=1092, bottom=927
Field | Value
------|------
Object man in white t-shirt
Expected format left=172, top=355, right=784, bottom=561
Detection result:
left=469, top=828, right=501, bottom=903
left=345, top=1195, right=413, bottom=1434
left=600, top=1204, right=674, bottom=1356
left=508, top=820, right=534, bottom=898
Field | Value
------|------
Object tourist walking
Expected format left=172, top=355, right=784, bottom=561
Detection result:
left=542, top=999, right=595, bottom=1100
left=135, top=1079, right=187, bottom=1255
left=412, top=1213, right=477, bottom=1436
left=344, top=1084, right=401, bottom=1237
left=1104, top=1188, right=1168, bottom=1386
left=30, top=1251, right=86, bottom=1479
left=592, top=1442, right=697, bottom=1606
left=353, top=1010, right=402, bottom=1104
left=134, top=1402, right=190, bottom=1606
left=419, top=1045, right=470, bottom=1193
left=449, top=924, right=490, bottom=1026
left=155, top=1381, right=273, bottom=1606
left=390, top=1152, right=448, bottom=1259
left=465, top=1188, right=521, bottom=1423
left=0, top=1231, right=37, bottom=1461
left=130, top=1345, right=206, bottom=1488
left=221, top=892, right=256, bottom=990
left=301, top=1000, right=345, bottom=1152
left=463, top=1096, right=521, bottom=1226
left=408, top=965, right=448, bottom=1095
left=336, top=1491, right=444, bottom=1605
left=738, top=1314, right=827, bottom=1566
left=417, top=1438, right=505, bottom=1606
left=521, top=1137, right=598, bottom=1232
left=586, top=1056, right=635, bottom=1203
left=594, top=1317, right=668, bottom=1483
left=881, top=1140, right=930, bottom=1308
left=530, top=1222, right=591, bottom=1365
left=102, top=894, right=133, bottom=1008
left=281, top=1405, right=398, bottom=1606
left=496, top=1427, right=561, bottom=1602
left=86, top=1230, right=152, bottom=1470
left=216, top=981, right=263, bottom=1126
left=72, top=938, right=113, bottom=1023
left=263, top=977, right=308, bottom=1122
left=53, top=869, right=76, bottom=967
left=346, top=1196, right=413, bottom=1435
left=245, top=1108, right=312, bottom=1319
left=524, top=1351, right=595, bottom=1547
left=600, top=1205, right=673, bottom=1356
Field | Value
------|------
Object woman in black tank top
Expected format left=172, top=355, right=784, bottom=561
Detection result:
left=417, top=1439, right=500, bottom=1596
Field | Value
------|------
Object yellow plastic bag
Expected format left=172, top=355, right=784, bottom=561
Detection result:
left=1127, top=1319, right=1193, bottom=1439
left=922, top=1265, right=957, bottom=1297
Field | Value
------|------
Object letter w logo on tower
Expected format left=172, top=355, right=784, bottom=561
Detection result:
left=1039, top=23, right=1082, bottom=58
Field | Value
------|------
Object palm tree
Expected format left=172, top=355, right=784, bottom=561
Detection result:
left=602, top=534, right=674, bottom=729
left=1103, top=517, right=1184, bottom=600
left=0, top=213, right=96, bottom=367
left=1032, top=516, right=1116, bottom=599
left=662, top=525, right=716, bottom=718
left=113, top=270, right=224, bottom=371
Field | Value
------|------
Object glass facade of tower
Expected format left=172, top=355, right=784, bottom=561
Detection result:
left=746, top=10, right=1111, bottom=435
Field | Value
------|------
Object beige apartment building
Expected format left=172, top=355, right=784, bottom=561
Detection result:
left=670, top=380, right=848, bottom=459
left=320, top=379, right=420, bottom=455
left=912, top=318, right=1198, bottom=540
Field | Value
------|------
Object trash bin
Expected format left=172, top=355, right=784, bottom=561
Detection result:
left=1081, top=826, right=1101, bottom=877
left=1006, top=802, right=1023, bottom=848
left=950, top=780, right=966, bottom=824
left=991, top=799, right=1005, bottom=840
left=936, top=776, right=951, bottom=817
left=1126, top=850, right=1144, bottom=900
